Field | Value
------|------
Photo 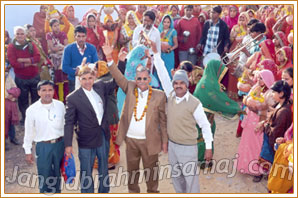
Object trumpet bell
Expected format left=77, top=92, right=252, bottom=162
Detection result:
left=203, top=52, right=221, bottom=67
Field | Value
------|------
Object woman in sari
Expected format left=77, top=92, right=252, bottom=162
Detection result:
left=158, top=14, right=178, bottom=79
left=227, top=12, right=250, bottom=100
left=245, top=39, right=276, bottom=72
left=264, top=17, right=276, bottom=40
left=85, top=13, right=105, bottom=60
left=222, top=5, right=240, bottom=32
left=103, top=14, right=119, bottom=63
left=193, top=60, right=241, bottom=167
left=273, top=31, right=289, bottom=52
left=268, top=123, right=293, bottom=193
left=62, top=5, right=79, bottom=27
left=119, top=11, right=141, bottom=52
left=25, top=24, right=52, bottom=81
left=45, top=6, right=75, bottom=44
left=46, top=19, right=68, bottom=102
left=276, top=46, right=292, bottom=80
left=256, top=80, right=292, bottom=182
left=169, top=5, right=180, bottom=28
left=236, top=69, right=275, bottom=181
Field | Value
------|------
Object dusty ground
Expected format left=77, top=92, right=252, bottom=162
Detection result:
left=4, top=115, right=268, bottom=194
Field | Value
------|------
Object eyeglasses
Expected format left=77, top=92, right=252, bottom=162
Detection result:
left=136, top=77, right=148, bottom=81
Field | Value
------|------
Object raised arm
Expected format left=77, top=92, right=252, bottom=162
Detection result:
left=102, top=42, right=129, bottom=93
left=151, top=41, right=173, bottom=97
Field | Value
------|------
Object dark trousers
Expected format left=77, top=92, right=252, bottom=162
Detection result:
left=14, top=75, right=40, bottom=122
left=125, top=137, right=159, bottom=193
left=78, top=132, right=110, bottom=193
left=36, top=139, right=64, bottom=193
left=8, top=124, right=15, bottom=140
left=68, top=80, right=75, bottom=94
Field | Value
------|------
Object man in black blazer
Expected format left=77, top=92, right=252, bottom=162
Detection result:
left=64, top=60, right=125, bottom=193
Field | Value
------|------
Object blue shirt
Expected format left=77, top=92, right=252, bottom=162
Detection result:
left=62, top=42, right=98, bottom=81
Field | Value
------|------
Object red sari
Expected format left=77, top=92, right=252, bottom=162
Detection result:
left=276, top=46, right=293, bottom=80
left=86, top=26, right=105, bottom=60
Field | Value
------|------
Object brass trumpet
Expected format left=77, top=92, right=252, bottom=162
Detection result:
left=222, top=33, right=264, bottom=66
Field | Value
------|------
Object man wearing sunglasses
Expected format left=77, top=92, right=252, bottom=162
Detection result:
left=102, top=43, right=167, bottom=193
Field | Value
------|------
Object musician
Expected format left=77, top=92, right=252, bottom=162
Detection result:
left=132, top=10, right=161, bottom=55
left=241, top=22, right=266, bottom=58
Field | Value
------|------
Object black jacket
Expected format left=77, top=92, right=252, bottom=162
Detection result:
left=200, top=18, right=230, bottom=56
left=64, top=61, right=126, bottom=148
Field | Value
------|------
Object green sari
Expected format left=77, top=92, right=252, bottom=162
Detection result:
left=193, top=60, right=241, bottom=163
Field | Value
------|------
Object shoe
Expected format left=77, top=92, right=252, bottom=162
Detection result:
left=10, top=138, right=20, bottom=145
left=253, top=175, right=263, bottom=182
left=108, top=165, right=116, bottom=170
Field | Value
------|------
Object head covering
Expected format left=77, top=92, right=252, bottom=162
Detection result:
left=172, top=70, right=189, bottom=87
left=62, top=5, right=74, bottom=17
left=125, top=10, right=141, bottom=26
left=222, top=5, right=239, bottom=30
left=277, top=46, right=293, bottom=65
left=96, top=61, right=109, bottom=78
left=158, top=14, right=174, bottom=32
left=258, top=59, right=277, bottom=79
left=265, top=17, right=276, bottom=40
left=259, top=69, right=275, bottom=89
left=194, top=60, right=240, bottom=119
left=259, top=39, right=276, bottom=61
left=104, top=14, right=114, bottom=25
left=238, top=11, right=249, bottom=26
left=274, top=31, right=289, bottom=47
left=81, top=8, right=97, bottom=27
left=124, top=45, right=159, bottom=87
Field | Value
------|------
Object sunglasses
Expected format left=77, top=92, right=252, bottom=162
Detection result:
left=136, top=77, right=148, bottom=81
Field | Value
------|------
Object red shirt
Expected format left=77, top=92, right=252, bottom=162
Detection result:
left=176, top=17, right=202, bottom=51
left=7, top=42, right=40, bottom=79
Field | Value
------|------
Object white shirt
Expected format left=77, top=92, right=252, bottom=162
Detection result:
left=23, top=99, right=65, bottom=154
left=82, top=87, right=104, bottom=126
left=132, top=24, right=161, bottom=55
left=153, top=53, right=213, bottom=149
left=126, top=88, right=148, bottom=139
left=76, top=42, right=87, bottom=56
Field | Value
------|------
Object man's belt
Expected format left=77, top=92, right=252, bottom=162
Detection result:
left=42, top=136, right=63, bottom=144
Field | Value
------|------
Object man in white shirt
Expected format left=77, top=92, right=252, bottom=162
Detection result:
left=132, top=10, right=161, bottom=55
left=23, top=80, right=65, bottom=193
left=151, top=41, right=213, bottom=193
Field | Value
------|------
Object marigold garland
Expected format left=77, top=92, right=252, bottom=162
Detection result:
left=133, top=86, right=152, bottom=122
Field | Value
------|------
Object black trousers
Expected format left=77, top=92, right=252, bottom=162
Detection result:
left=14, top=75, right=40, bottom=122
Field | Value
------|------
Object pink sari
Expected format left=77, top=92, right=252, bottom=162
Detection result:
left=236, top=70, right=275, bottom=175
left=222, top=5, right=239, bottom=32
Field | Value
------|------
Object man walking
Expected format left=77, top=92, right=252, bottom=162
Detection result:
left=152, top=42, right=213, bottom=193
left=23, top=80, right=65, bottom=193
left=102, top=43, right=167, bottom=193
left=64, top=64, right=118, bottom=193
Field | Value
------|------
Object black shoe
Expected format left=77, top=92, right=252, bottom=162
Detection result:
left=253, top=175, right=263, bottom=182
left=10, top=138, right=20, bottom=145
left=108, top=165, right=116, bottom=170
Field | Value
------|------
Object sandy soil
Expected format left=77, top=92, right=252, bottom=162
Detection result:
left=4, top=115, right=268, bottom=194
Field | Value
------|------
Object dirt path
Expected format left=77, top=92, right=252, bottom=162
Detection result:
left=4, top=115, right=268, bottom=194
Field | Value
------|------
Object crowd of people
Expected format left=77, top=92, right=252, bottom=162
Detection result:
left=4, top=4, right=294, bottom=194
